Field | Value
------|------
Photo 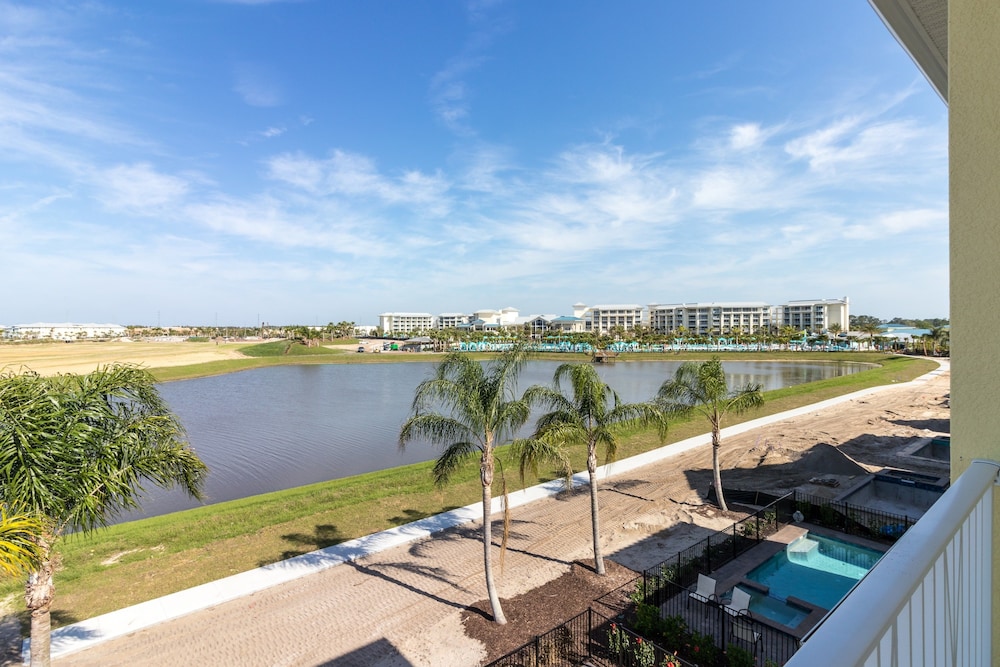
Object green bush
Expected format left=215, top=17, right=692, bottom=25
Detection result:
left=726, top=643, right=755, bottom=667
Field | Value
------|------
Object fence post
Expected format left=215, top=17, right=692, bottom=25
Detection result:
left=587, top=607, right=593, bottom=660
left=706, top=535, right=712, bottom=573
left=732, top=523, right=737, bottom=560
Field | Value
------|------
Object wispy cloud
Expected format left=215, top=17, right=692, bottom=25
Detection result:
left=233, top=62, right=283, bottom=107
left=94, top=163, right=189, bottom=213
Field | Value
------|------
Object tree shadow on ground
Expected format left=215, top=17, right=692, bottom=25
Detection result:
left=388, top=506, right=460, bottom=526
left=407, top=520, right=572, bottom=568
left=345, top=559, right=489, bottom=619
left=313, top=637, right=416, bottom=666
left=261, top=523, right=344, bottom=565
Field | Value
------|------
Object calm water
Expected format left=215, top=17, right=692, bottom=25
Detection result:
left=116, top=360, right=869, bottom=523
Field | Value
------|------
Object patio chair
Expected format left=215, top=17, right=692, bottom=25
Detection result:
left=730, top=610, right=763, bottom=655
left=687, top=574, right=718, bottom=610
left=723, top=587, right=752, bottom=617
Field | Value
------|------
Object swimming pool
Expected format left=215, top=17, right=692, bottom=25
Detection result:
left=740, top=533, right=884, bottom=626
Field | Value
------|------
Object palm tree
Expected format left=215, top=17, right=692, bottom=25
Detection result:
left=930, top=325, right=950, bottom=355
left=398, top=347, right=534, bottom=625
left=857, top=322, right=882, bottom=350
left=656, top=357, right=763, bottom=513
left=524, top=364, right=665, bottom=575
left=0, top=506, right=44, bottom=578
left=0, top=365, right=207, bottom=667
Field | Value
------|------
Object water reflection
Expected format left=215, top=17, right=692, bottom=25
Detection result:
left=118, top=359, right=868, bottom=523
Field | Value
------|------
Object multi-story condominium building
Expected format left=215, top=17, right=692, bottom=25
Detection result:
left=378, top=312, right=434, bottom=335
left=648, top=302, right=772, bottom=336
left=435, top=313, right=471, bottom=329
left=775, top=297, right=849, bottom=332
left=382, top=298, right=848, bottom=337
left=585, top=304, right=644, bottom=334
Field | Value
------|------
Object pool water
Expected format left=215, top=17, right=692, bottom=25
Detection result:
left=747, top=534, right=884, bottom=615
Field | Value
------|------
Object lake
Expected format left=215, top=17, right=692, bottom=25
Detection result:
left=116, top=359, right=870, bottom=523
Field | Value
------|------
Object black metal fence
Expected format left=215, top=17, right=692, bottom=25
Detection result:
left=639, top=490, right=913, bottom=602
left=628, top=577, right=799, bottom=666
left=792, top=491, right=917, bottom=541
left=640, top=494, right=796, bottom=600
left=489, top=489, right=917, bottom=666
left=483, top=607, right=695, bottom=667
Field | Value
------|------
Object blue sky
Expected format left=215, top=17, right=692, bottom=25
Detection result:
left=0, top=1, right=948, bottom=327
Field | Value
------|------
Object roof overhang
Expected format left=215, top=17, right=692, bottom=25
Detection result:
left=868, top=0, right=948, bottom=103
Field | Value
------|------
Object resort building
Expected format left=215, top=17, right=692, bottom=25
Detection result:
left=584, top=304, right=645, bottom=334
left=523, top=314, right=586, bottom=334
left=648, top=302, right=773, bottom=336
left=4, top=322, right=127, bottom=340
left=775, top=297, right=850, bottom=332
left=377, top=312, right=434, bottom=335
left=435, top=313, right=471, bottom=329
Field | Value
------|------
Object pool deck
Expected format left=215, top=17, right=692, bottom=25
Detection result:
left=706, top=523, right=889, bottom=639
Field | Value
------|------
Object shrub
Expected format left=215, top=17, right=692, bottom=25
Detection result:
left=726, top=643, right=755, bottom=667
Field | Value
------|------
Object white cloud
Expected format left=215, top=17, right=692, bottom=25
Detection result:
left=95, top=163, right=189, bottom=212
left=264, top=149, right=452, bottom=215
left=729, top=123, right=765, bottom=150
left=843, top=208, right=947, bottom=240
left=784, top=116, right=923, bottom=173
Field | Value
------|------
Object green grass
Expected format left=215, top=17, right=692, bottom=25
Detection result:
left=0, top=353, right=937, bottom=628
left=239, top=340, right=345, bottom=357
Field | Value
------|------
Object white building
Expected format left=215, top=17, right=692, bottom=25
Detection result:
left=583, top=304, right=644, bottom=334
left=377, top=312, right=434, bottom=335
left=5, top=323, right=127, bottom=340
left=775, top=297, right=850, bottom=332
left=435, top=313, right=471, bottom=329
left=648, top=302, right=773, bottom=336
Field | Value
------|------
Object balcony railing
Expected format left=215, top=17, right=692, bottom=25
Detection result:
left=787, top=458, right=999, bottom=667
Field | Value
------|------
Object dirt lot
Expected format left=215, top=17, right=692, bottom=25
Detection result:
left=0, top=341, right=246, bottom=376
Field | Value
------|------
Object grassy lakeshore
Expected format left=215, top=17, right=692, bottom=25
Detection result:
left=0, top=350, right=935, bottom=629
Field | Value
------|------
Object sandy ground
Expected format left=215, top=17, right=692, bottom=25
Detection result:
left=44, top=361, right=949, bottom=666
left=0, top=341, right=247, bottom=376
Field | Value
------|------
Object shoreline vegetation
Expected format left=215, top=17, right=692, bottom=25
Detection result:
left=0, top=342, right=936, bottom=631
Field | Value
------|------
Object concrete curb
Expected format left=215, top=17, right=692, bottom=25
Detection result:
left=37, top=359, right=946, bottom=660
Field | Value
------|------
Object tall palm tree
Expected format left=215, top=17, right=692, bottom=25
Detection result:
left=656, top=357, right=763, bottom=513
left=524, top=364, right=665, bottom=575
left=0, top=365, right=207, bottom=667
left=398, top=347, right=534, bottom=625
left=0, top=506, right=44, bottom=579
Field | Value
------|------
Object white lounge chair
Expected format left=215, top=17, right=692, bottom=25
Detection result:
left=723, top=587, right=752, bottom=617
left=687, top=574, right=718, bottom=609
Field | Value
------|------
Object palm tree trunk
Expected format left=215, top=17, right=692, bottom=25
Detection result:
left=587, top=447, right=605, bottom=575
left=480, top=457, right=506, bottom=625
left=25, top=557, right=55, bottom=667
left=711, top=426, right=728, bottom=512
